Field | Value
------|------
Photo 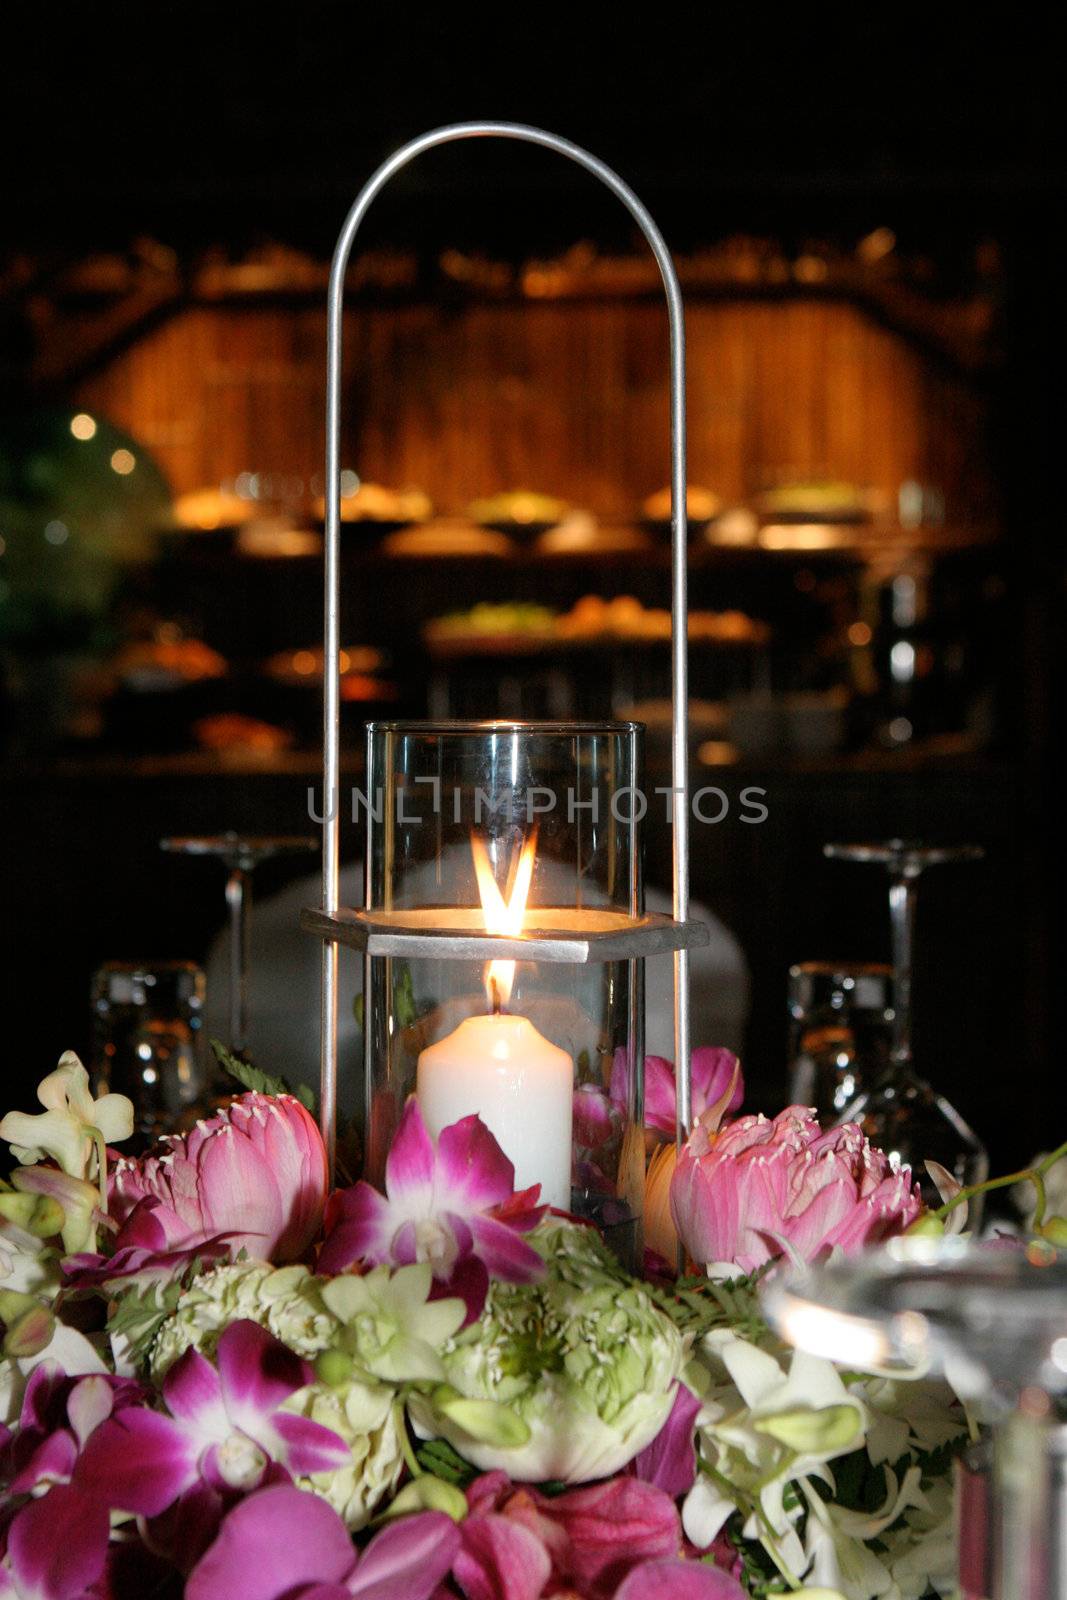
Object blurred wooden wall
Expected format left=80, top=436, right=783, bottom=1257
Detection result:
left=74, top=296, right=993, bottom=520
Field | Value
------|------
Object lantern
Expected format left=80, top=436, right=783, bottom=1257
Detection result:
left=303, top=122, right=706, bottom=1266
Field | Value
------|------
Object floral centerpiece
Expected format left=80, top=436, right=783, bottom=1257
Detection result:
left=2, top=1047, right=1065, bottom=1600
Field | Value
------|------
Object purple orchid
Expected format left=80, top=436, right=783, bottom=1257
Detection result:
left=457, top=1470, right=684, bottom=1600
left=184, top=1485, right=460, bottom=1600
left=614, top=1561, right=747, bottom=1600
left=0, top=1369, right=145, bottom=1600
left=1, top=1364, right=145, bottom=1499
left=318, top=1101, right=546, bottom=1323
left=0, top=1483, right=112, bottom=1600
left=631, top=1382, right=703, bottom=1499
left=63, top=1217, right=233, bottom=1295
left=75, top=1320, right=348, bottom=1517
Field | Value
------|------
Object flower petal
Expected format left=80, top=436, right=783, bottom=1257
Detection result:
left=348, top=1510, right=461, bottom=1600
left=269, top=1410, right=352, bottom=1477
left=452, top=1514, right=551, bottom=1600
left=642, top=1055, right=680, bottom=1136
left=631, top=1382, right=702, bottom=1497
left=10, top=1430, right=79, bottom=1495
left=384, top=1097, right=436, bottom=1200
left=186, top=1485, right=356, bottom=1600
left=437, top=1115, right=515, bottom=1211
left=467, top=1214, right=546, bottom=1283
left=75, top=1408, right=201, bottom=1515
left=7, top=1484, right=111, bottom=1600
left=691, top=1048, right=744, bottom=1122
left=195, top=1120, right=284, bottom=1254
left=0, top=1109, right=88, bottom=1176
left=318, top=1183, right=395, bottom=1274
left=90, top=1092, right=135, bottom=1146
left=434, top=1253, right=490, bottom=1326
left=215, top=1320, right=311, bottom=1423
left=548, top=1476, right=681, bottom=1595
left=614, top=1559, right=747, bottom=1600
left=163, top=1346, right=228, bottom=1436
left=66, top=1376, right=117, bottom=1449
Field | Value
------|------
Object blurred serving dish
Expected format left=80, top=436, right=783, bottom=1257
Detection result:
left=192, top=713, right=293, bottom=754
left=467, top=490, right=569, bottom=540
left=558, top=594, right=770, bottom=646
left=754, top=479, right=874, bottom=523
left=112, top=635, right=227, bottom=692
left=264, top=645, right=384, bottom=684
left=173, top=488, right=258, bottom=532
left=313, top=481, right=433, bottom=524
left=641, top=484, right=722, bottom=525
left=236, top=523, right=321, bottom=559
left=424, top=604, right=558, bottom=656
left=382, top=518, right=515, bottom=558
left=424, top=595, right=770, bottom=656
left=536, top=513, right=649, bottom=557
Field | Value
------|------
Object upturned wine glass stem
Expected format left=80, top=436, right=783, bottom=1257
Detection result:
left=993, top=1402, right=1052, bottom=1600
left=888, top=867, right=919, bottom=1067
left=225, top=867, right=251, bottom=1054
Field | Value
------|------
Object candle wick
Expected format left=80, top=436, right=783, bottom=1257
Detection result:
left=489, top=976, right=504, bottom=1015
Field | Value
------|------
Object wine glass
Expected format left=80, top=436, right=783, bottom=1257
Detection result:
left=823, top=841, right=988, bottom=1201
left=764, top=1237, right=1067, bottom=1600
left=160, top=833, right=316, bottom=1057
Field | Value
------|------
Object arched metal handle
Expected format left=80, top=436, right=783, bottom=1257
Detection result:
left=319, top=122, right=692, bottom=1174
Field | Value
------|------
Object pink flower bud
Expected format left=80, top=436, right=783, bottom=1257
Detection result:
left=109, top=1093, right=328, bottom=1264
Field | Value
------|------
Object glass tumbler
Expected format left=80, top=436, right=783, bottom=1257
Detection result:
left=91, top=960, right=214, bottom=1145
left=787, top=961, right=894, bottom=1120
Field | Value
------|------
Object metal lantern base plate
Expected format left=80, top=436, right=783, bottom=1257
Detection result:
left=302, top=905, right=709, bottom=963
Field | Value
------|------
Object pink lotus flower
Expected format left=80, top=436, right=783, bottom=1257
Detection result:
left=318, top=1101, right=546, bottom=1323
left=108, top=1092, right=328, bottom=1264
left=185, top=1486, right=460, bottom=1600
left=670, top=1106, right=922, bottom=1275
left=607, top=1049, right=744, bottom=1140
left=75, top=1320, right=348, bottom=1518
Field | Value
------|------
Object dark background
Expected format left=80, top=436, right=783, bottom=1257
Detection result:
left=1, top=6, right=1063, bottom=1162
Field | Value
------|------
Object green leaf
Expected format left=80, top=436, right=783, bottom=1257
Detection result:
left=210, top=1040, right=317, bottom=1115
left=413, top=1437, right=479, bottom=1488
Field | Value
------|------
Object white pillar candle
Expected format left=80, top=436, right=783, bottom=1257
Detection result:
left=416, top=1013, right=573, bottom=1210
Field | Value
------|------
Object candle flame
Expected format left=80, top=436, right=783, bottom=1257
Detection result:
left=471, top=831, right=537, bottom=1010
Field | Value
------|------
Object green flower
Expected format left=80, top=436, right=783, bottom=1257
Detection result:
left=283, top=1375, right=404, bottom=1530
left=149, top=1261, right=336, bottom=1377
left=148, top=1258, right=406, bottom=1529
left=321, top=1263, right=466, bottom=1385
left=408, top=1219, right=683, bottom=1483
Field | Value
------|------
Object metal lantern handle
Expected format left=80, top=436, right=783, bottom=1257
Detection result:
left=319, top=122, right=692, bottom=1176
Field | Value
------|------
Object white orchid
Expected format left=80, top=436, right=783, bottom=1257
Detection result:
left=801, top=1463, right=929, bottom=1598
left=684, top=1328, right=865, bottom=1585
left=0, top=1052, right=133, bottom=1205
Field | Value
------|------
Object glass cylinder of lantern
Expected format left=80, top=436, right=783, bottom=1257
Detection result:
left=360, top=720, right=645, bottom=1263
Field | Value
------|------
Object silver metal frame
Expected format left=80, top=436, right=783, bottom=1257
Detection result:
left=315, top=122, right=693, bottom=1178
left=302, top=905, right=709, bottom=964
